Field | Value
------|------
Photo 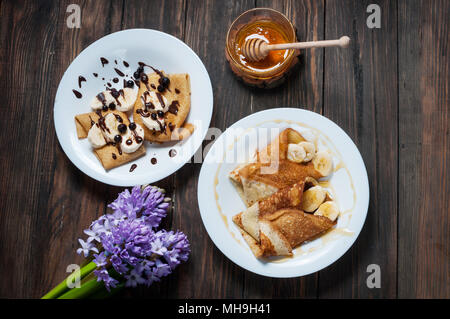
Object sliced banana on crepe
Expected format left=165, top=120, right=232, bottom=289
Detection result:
left=301, top=185, right=326, bottom=212
left=298, top=142, right=315, bottom=162
left=114, top=88, right=138, bottom=112
left=87, top=123, right=106, bottom=148
left=121, top=123, right=145, bottom=154
left=90, top=88, right=137, bottom=112
left=101, top=113, right=121, bottom=142
left=287, top=144, right=306, bottom=163
left=314, top=201, right=340, bottom=222
left=287, top=141, right=316, bottom=163
left=312, top=151, right=333, bottom=177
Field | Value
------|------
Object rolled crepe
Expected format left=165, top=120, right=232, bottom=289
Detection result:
left=74, top=110, right=146, bottom=170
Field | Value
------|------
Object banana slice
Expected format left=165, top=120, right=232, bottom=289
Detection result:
left=314, top=201, right=340, bottom=221
left=121, top=123, right=144, bottom=153
left=141, top=91, right=168, bottom=112
left=301, top=185, right=326, bottom=212
left=287, top=143, right=306, bottom=163
left=90, top=91, right=113, bottom=110
left=141, top=114, right=164, bottom=132
left=115, top=88, right=138, bottom=112
left=299, top=141, right=315, bottom=162
left=101, top=113, right=121, bottom=142
left=312, top=151, right=333, bottom=177
left=90, top=88, right=137, bottom=112
left=87, top=124, right=106, bottom=148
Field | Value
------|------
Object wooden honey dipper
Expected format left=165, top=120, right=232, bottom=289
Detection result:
left=242, top=36, right=351, bottom=62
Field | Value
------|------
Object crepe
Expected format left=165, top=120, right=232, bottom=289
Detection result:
left=133, top=72, right=194, bottom=142
left=74, top=110, right=146, bottom=170
left=229, top=128, right=324, bottom=206
left=232, top=183, right=335, bottom=258
left=232, top=182, right=305, bottom=240
left=230, top=128, right=337, bottom=258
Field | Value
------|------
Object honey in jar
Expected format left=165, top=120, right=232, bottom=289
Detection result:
left=225, top=8, right=299, bottom=88
left=234, top=20, right=290, bottom=72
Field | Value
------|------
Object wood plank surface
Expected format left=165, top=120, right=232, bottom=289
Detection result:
left=397, top=0, right=449, bottom=299
left=0, top=0, right=448, bottom=299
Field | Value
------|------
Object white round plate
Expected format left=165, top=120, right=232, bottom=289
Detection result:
left=54, top=29, right=213, bottom=186
left=198, top=108, right=369, bottom=277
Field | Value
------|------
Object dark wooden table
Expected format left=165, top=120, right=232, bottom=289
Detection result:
left=0, top=0, right=448, bottom=299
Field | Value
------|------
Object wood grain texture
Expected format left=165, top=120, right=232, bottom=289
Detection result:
left=0, top=0, right=448, bottom=299
left=319, top=0, right=398, bottom=298
left=397, top=0, right=449, bottom=298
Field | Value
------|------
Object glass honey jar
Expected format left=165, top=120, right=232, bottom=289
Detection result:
left=225, top=8, right=299, bottom=88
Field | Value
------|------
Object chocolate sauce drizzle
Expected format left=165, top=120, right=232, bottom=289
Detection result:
left=168, top=101, right=179, bottom=115
left=169, top=149, right=177, bottom=157
left=151, top=158, right=157, bottom=165
left=136, top=109, right=150, bottom=118
left=114, top=114, right=123, bottom=123
left=78, top=76, right=86, bottom=88
left=100, top=57, right=109, bottom=67
left=129, top=164, right=137, bottom=172
left=114, top=68, right=125, bottom=77
left=72, top=90, right=82, bottom=99
left=155, top=92, right=166, bottom=109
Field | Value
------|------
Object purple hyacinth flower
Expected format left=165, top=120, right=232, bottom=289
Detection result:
left=76, top=185, right=189, bottom=290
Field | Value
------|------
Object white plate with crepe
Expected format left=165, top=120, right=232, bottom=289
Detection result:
left=198, top=108, right=369, bottom=277
left=54, top=29, right=213, bottom=186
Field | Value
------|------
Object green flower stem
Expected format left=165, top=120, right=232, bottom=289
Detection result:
left=41, top=261, right=97, bottom=299
left=57, top=278, right=104, bottom=299
left=89, top=283, right=124, bottom=299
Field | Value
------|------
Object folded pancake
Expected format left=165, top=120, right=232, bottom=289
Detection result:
left=229, top=128, right=325, bottom=207
left=260, top=209, right=335, bottom=257
left=74, top=110, right=146, bottom=170
left=234, top=208, right=335, bottom=258
left=133, top=72, right=194, bottom=142
left=232, top=182, right=305, bottom=240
